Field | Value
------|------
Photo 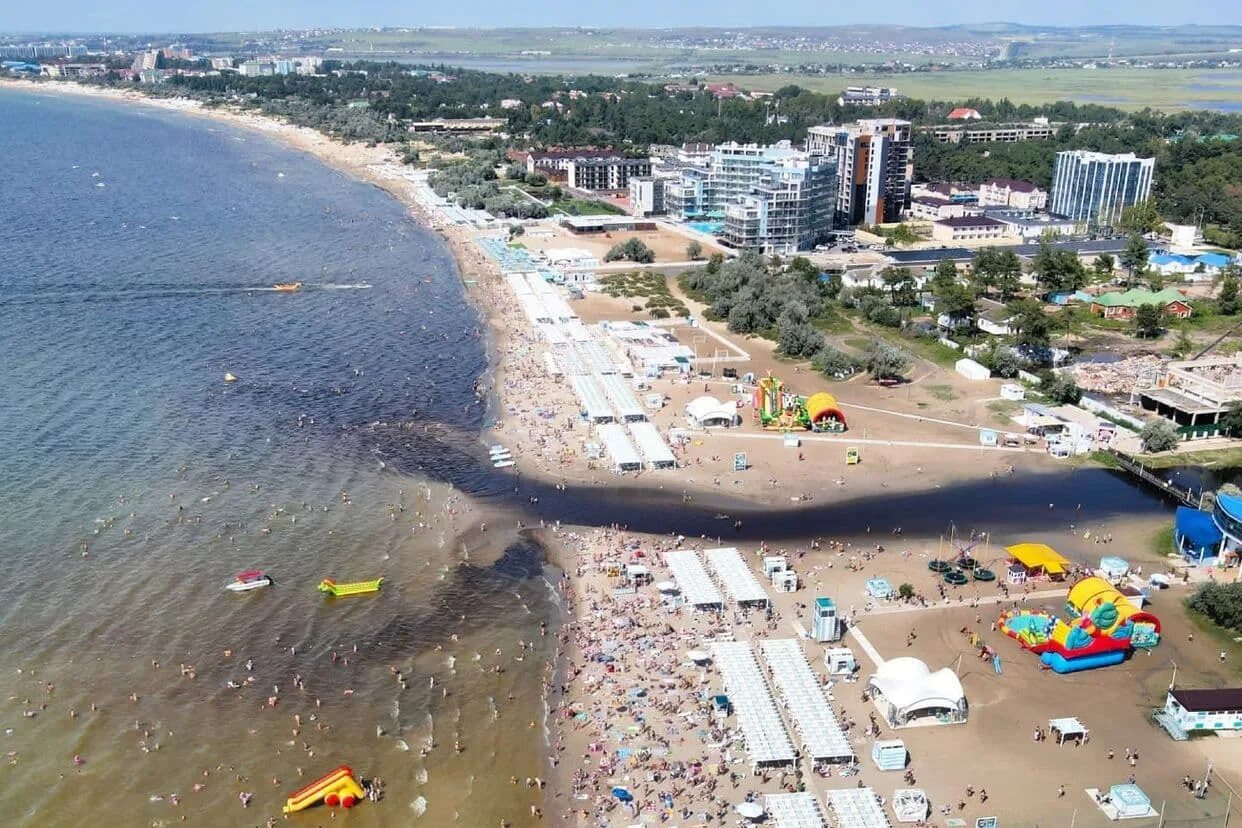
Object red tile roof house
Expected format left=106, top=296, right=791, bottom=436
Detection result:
left=947, top=107, right=982, bottom=120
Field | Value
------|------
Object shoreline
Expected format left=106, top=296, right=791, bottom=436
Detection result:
left=10, top=79, right=1231, bottom=827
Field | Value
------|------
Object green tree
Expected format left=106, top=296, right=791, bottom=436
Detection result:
left=686, top=240, right=703, bottom=261
left=605, top=238, right=655, bottom=264
left=811, top=345, right=861, bottom=378
left=897, top=583, right=916, bottom=601
left=881, top=266, right=917, bottom=307
left=1092, top=253, right=1116, bottom=280
left=776, top=303, right=823, bottom=358
left=1218, top=267, right=1239, bottom=316
left=930, top=258, right=959, bottom=298
left=1140, top=419, right=1180, bottom=453
left=1006, top=298, right=1051, bottom=348
left=1120, top=234, right=1150, bottom=278
left=969, top=248, right=999, bottom=297
left=937, top=283, right=978, bottom=327
left=865, top=340, right=910, bottom=381
left=1044, top=374, right=1082, bottom=404
left=705, top=252, right=724, bottom=275
left=1219, top=402, right=1242, bottom=438
left=1031, top=241, right=1087, bottom=294
left=1118, top=200, right=1164, bottom=235
left=990, top=347, right=1026, bottom=378
left=1134, top=303, right=1164, bottom=338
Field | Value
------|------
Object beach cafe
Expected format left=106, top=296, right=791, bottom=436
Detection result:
left=1005, top=542, right=1071, bottom=584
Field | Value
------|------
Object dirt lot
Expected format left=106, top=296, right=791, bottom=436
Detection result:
left=518, top=222, right=728, bottom=264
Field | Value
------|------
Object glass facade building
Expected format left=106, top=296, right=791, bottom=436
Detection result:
left=1049, top=151, right=1154, bottom=227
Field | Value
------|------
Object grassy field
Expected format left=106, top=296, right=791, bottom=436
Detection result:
left=704, top=67, right=1242, bottom=111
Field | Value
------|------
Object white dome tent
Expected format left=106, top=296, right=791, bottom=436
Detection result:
left=684, top=396, right=740, bottom=429
left=866, top=657, right=968, bottom=728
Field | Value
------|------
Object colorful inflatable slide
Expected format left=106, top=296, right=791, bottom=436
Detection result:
left=752, top=374, right=846, bottom=432
left=283, top=765, right=365, bottom=814
left=998, top=576, right=1159, bottom=673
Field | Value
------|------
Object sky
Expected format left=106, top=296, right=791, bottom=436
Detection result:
left=4, top=0, right=1240, bottom=34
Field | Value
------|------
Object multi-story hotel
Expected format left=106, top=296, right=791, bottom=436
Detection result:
left=1049, top=150, right=1154, bottom=227
left=806, top=119, right=913, bottom=226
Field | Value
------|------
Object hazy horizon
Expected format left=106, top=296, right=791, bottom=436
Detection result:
left=3, top=2, right=1241, bottom=37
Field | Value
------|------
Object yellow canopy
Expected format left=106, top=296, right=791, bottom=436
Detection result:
left=1006, top=543, right=1069, bottom=575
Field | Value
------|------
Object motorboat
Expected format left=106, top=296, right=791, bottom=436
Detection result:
left=273, top=282, right=303, bottom=292
left=226, top=569, right=272, bottom=592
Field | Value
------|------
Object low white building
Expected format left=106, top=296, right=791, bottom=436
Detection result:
left=1159, top=688, right=1242, bottom=737
left=931, top=215, right=1009, bottom=242
left=978, top=178, right=1048, bottom=210
left=908, top=196, right=976, bottom=221
left=685, top=396, right=740, bottom=428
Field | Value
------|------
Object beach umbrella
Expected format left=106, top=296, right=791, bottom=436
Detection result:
left=736, top=801, right=764, bottom=819
left=655, top=581, right=678, bottom=593
left=686, top=650, right=710, bottom=664
left=612, top=787, right=633, bottom=802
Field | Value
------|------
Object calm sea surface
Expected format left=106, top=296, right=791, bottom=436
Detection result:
left=0, top=87, right=554, bottom=827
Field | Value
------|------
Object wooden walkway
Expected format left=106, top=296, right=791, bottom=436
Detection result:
left=1107, top=449, right=1202, bottom=508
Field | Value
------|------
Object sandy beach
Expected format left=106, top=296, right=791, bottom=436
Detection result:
left=9, top=78, right=1242, bottom=828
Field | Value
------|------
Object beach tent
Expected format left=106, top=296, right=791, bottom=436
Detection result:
left=685, top=396, right=739, bottom=428
left=596, top=423, right=642, bottom=473
left=570, top=375, right=615, bottom=423
left=599, top=374, right=646, bottom=422
left=627, top=422, right=676, bottom=469
left=867, top=657, right=968, bottom=727
left=1006, top=542, right=1071, bottom=579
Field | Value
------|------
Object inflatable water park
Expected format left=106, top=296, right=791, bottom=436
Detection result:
left=752, top=373, right=847, bottom=432
left=998, top=576, right=1160, bottom=673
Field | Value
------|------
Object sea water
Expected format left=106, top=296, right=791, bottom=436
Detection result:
left=0, top=88, right=552, bottom=827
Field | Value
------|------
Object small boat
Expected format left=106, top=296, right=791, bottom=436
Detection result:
left=224, top=372, right=237, bottom=383
left=493, top=460, right=515, bottom=468
left=273, top=282, right=303, bottom=292
left=318, top=577, right=383, bottom=597
left=226, top=570, right=272, bottom=592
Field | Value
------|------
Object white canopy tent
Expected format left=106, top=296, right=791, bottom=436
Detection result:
left=705, top=547, right=769, bottom=606
left=1049, top=716, right=1089, bottom=745
left=825, top=788, right=893, bottom=828
left=759, top=639, right=854, bottom=762
left=569, top=375, right=614, bottom=423
left=867, top=657, right=967, bottom=728
left=596, top=423, right=642, bottom=473
left=628, top=422, right=676, bottom=469
left=685, top=395, right=740, bottom=428
left=764, top=792, right=828, bottom=828
left=711, top=641, right=796, bottom=767
left=664, top=550, right=722, bottom=608
left=599, top=374, right=646, bottom=422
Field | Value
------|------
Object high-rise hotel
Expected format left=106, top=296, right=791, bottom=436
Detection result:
left=1049, top=150, right=1155, bottom=227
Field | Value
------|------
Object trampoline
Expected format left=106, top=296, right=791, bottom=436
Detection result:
left=943, top=570, right=969, bottom=586
left=972, top=568, right=996, bottom=582
left=927, top=560, right=953, bottom=573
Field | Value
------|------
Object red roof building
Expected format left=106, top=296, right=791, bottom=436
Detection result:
left=947, top=107, right=982, bottom=120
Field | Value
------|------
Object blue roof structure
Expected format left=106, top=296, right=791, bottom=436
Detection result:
left=1151, top=252, right=1234, bottom=269
left=1176, top=506, right=1223, bottom=559
left=1220, top=494, right=1242, bottom=522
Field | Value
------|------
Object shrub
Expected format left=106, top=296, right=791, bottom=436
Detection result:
left=1140, top=419, right=1180, bottom=453
left=1188, top=582, right=1242, bottom=634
